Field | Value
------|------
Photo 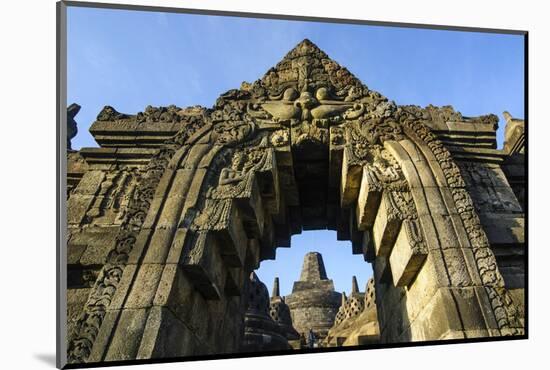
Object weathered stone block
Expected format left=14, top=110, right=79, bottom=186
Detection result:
left=78, top=227, right=120, bottom=266
left=408, top=287, right=493, bottom=341
left=152, top=264, right=179, bottom=307
left=402, top=254, right=439, bottom=322
left=328, top=127, right=344, bottom=188
left=153, top=265, right=211, bottom=344
left=87, top=309, right=124, bottom=362
left=340, top=146, right=363, bottom=207
left=67, top=242, right=87, bottom=265
left=169, top=168, right=196, bottom=197
left=125, top=263, right=165, bottom=309
left=180, top=143, right=212, bottom=170
left=140, top=195, right=164, bottom=231
left=137, top=306, right=197, bottom=359
left=480, top=213, right=524, bottom=245
left=389, top=220, right=427, bottom=287
left=362, top=230, right=375, bottom=262
left=67, top=194, right=95, bottom=225
left=233, top=176, right=265, bottom=238
left=108, top=264, right=138, bottom=311
left=155, top=195, right=187, bottom=230
left=356, top=165, right=382, bottom=230
left=431, top=212, right=463, bottom=249
left=209, top=200, right=249, bottom=268
left=450, top=286, right=499, bottom=332
left=181, top=232, right=225, bottom=300
left=373, top=264, right=405, bottom=334
left=407, top=289, right=454, bottom=341
left=139, top=168, right=179, bottom=230
left=224, top=267, right=243, bottom=296
left=442, top=248, right=472, bottom=286
left=164, top=228, right=190, bottom=265
left=245, top=238, right=261, bottom=271
left=104, top=308, right=151, bottom=361
left=151, top=168, right=176, bottom=204
left=417, top=186, right=449, bottom=216
left=142, top=228, right=177, bottom=264
left=278, top=169, right=300, bottom=206
left=373, top=194, right=402, bottom=257
left=73, top=170, right=105, bottom=196
left=125, top=228, right=154, bottom=265
left=67, top=287, right=91, bottom=339
left=180, top=168, right=209, bottom=215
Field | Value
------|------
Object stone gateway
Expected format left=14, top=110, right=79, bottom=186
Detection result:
left=66, top=39, right=525, bottom=364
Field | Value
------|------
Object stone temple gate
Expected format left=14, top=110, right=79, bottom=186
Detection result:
left=66, top=39, right=525, bottom=364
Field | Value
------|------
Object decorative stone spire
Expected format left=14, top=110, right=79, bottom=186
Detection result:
left=364, top=278, right=376, bottom=310
left=242, top=272, right=290, bottom=352
left=283, top=38, right=328, bottom=59
left=271, top=277, right=281, bottom=298
left=325, top=277, right=380, bottom=346
left=254, top=38, right=382, bottom=104
left=269, top=277, right=300, bottom=343
left=286, top=252, right=342, bottom=342
left=67, top=103, right=80, bottom=151
left=247, top=272, right=269, bottom=315
left=332, top=277, right=366, bottom=328
left=351, top=276, right=359, bottom=294
left=272, top=277, right=280, bottom=297
left=299, top=252, right=328, bottom=281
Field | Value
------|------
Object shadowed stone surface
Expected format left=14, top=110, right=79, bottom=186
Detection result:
left=241, top=273, right=291, bottom=352
left=269, top=277, right=301, bottom=346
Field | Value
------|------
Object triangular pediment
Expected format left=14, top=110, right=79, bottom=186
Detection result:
left=257, top=38, right=371, bottom=98
left=215, top=39, right=389, bottom=109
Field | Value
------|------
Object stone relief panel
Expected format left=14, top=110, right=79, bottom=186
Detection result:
left=83, top=169, right=141, bottom=226
left=457, top=162, right=523, bottom=214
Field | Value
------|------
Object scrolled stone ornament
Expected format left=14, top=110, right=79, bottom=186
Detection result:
left=270, top=129, right=289, bottom=147
left=212, top=119, right=257, bottom=147
left=343, top=103, right=365, bottom=120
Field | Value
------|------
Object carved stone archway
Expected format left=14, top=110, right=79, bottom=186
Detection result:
left=66, top=39, right=524, bottom=363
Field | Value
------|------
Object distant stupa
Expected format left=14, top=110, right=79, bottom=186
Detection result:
left=269, top=277, right=301, bottom=344
left=285, top=252, right=342, bottom=342
left=241, top=273, right=290, bottom=352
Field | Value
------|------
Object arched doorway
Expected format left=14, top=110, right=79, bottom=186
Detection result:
left=67, top=39, right=524, bottom=364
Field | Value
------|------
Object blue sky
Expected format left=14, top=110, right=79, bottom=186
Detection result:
left=67, top=6, right=525, bottom=296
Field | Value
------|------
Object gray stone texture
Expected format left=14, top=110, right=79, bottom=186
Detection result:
left=65, top=39, right=524, bottom=365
